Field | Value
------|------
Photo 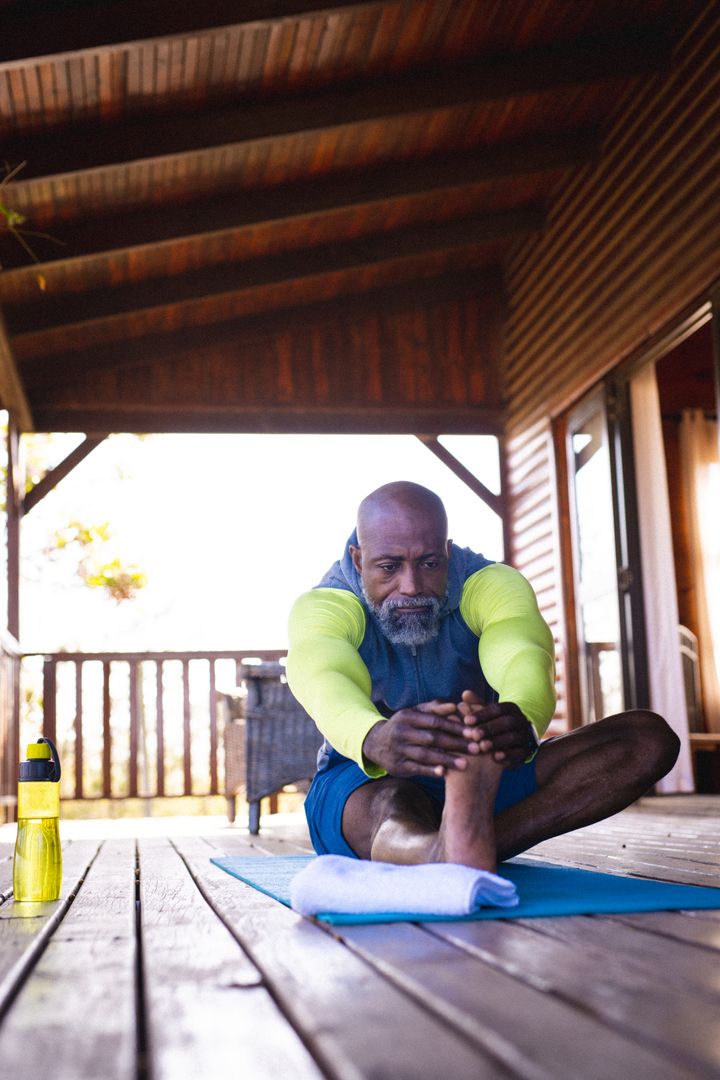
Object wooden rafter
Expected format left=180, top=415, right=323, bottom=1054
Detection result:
left=18, top=270, right=500, bottom=387
left=10, top=207, right=542, bottom=340
left=0, top=0, right=382, bottom=66
left=4, top=32, right=669, bottom=182
left=0, top=134, right=595, bottom=275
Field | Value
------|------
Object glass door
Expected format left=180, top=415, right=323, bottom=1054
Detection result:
left=567, top=392, right=625, bottom=723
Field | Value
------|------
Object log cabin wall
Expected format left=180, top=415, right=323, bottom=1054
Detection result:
left=502, top=1, right=720, bottom=731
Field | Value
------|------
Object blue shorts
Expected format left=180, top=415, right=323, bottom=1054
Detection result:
left=304, top=749, right=539, bottom=857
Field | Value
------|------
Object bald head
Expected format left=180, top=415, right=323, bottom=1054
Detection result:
left=351, top=482, right=451, bottom=644
left=356, top=481, right=448, bottom=548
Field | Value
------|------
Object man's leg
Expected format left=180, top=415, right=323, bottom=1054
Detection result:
left=342, top=750, right=504, bottom=870
left=342, top=709, right=679, bottom=868
left=494, top=709, right=679, bottom=860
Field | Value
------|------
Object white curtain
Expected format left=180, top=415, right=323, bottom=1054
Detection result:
left=630, top=365, right=694, bottom=792
left=679, top=408, right=720, bottom=733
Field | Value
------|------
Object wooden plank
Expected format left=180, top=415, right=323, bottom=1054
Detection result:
left=74, top=659, right=84, bottom=799
left=31, top=402, right=505, bottom=438
left=334, top=919, right=696, bottom=1080
left=102, top=660, right=112, bottom=797
left=182, top=658, right=192, bottom=796
left=41, top=657, right=57, bottom=745
left=517, top=913, right=720, bottom=1000
left=427, top=916, right=720, bottom=1076
left=0, top=1, right=383, bottom=66
left=138, top=837, right=323, bottom=1079
left=0, top=133, right=593, bottom=274
left=0, top=840, right=136, bottom=1080
left=208, top=660, right=218, bottom=795
left=17, top=270, right=500, bottom=387
left=155, top=660, right=165, bottom=797
left=605, top=909, right=720, bottom=950
left=176, top=836, right=511, bottom=1078
left=9, top=206, right=542, bottom=336
left=4, top=32, right=670, bottom=180
left=129, top=660, right=139, bottom=799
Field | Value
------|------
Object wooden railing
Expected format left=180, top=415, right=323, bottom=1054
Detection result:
left=1, top=630, right=21, bottom=822
left=22, top=649, right=285, bottom=803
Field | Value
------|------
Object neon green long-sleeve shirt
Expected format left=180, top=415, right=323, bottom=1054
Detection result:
left=287, top=562, right=556, bottom=776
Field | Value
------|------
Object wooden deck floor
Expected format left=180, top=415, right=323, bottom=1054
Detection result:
left=1, top=796, right=719, bottom=1079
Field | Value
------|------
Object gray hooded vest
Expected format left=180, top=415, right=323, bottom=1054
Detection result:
left=314, top=531, right=496, bottom=768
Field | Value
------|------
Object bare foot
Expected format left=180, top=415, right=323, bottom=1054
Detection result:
left=433, top=751, right=503, bottom=870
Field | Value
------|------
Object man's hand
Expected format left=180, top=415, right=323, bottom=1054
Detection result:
left=458, top=690, right=538, bottom=767
left=362, top=700, right=481, bottom=778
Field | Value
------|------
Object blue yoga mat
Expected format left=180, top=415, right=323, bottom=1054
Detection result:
left=211, top=854, right=720, bottom=925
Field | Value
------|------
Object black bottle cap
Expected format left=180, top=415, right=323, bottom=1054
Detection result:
left=18, top=737, right=61, bottom=782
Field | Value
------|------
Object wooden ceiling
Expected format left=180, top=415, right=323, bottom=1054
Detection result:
left=0, top=0, right=702, bottom=435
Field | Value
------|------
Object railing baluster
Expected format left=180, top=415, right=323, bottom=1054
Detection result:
left=129, top=660, right=139, bottom=799
left=42, top=657, right=57, bottom=745
left=209, top=659, right=218, bottom=795
left=182, top=658, right=192, bottom=796
left=75, top=659, right=84, bottom=799
left=102, top=660, right=112, bottom=799
left=156, top=660, right=165, bottom=798
left=18, top=649, right=286, bottom=809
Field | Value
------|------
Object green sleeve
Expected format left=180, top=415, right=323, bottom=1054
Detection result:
left=286, top=588, right=387, bottom=776
left=459, top=563, right=556, bottom=738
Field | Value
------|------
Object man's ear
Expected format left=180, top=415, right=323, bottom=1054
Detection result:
left=349, top=544, right=362, bottom=573
left=447, top=539, right=453, bottom=558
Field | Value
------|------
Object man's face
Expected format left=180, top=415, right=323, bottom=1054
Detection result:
left=350, top=507, right=451, bottom=646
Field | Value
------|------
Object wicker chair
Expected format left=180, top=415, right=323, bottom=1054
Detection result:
left=223, top=661, right=321, bottom=833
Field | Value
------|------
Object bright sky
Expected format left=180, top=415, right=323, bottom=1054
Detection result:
left=18, top=432, right=503, bottom=654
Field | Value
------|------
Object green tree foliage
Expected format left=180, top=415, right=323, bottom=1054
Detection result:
left=49, top=520, right=147, bottom=604
left=1, top=419, right=148, bottom=606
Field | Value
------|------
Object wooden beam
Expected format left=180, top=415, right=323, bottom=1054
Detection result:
left=18, top=269, right=501, bottom=386
left=29, top=405, right=505, bottom=437
left=417, top=436, right=504, bottom=517
left=0, top=134, right=595, bottom=273
left=4, top=32, right=670, bottom=182
left=23, top=436, right=107, bottom=514
left=11, top=207, right=542, bottom=341
left=0, top=308, right=33, bottom=431
left=0, top=1, right=382, bottom=66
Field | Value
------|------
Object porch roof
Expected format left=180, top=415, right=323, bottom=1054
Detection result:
left=0, top=0, right=705, bottom=436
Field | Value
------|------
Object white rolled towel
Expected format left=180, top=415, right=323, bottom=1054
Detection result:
left=290, top=854, right=518, bottom=917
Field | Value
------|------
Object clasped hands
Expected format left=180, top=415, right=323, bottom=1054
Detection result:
left=362, top=690, right=537, bottom=778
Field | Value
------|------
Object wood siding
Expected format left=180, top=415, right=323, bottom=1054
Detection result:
left=502, top=1, right=720, bottom=729
left=29, top=281, right=506, bottom=434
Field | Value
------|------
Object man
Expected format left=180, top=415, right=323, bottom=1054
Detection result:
left=287, top=481, right=679, bottom=870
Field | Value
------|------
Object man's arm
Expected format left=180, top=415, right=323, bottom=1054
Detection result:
left=287, top=589, right=483, bottom=777
left=287, top=588, right=386, bottom=774
left=459, top=563, right=556, bottom=763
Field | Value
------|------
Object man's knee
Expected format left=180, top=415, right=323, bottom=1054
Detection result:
left=624, top=709, right=680, bottom=782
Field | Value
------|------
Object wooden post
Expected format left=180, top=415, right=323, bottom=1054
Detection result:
left=6, top=417, right=21, bottom=639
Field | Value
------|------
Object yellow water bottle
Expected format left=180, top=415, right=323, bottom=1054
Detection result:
left=13, top=736, right=63, bottom=902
